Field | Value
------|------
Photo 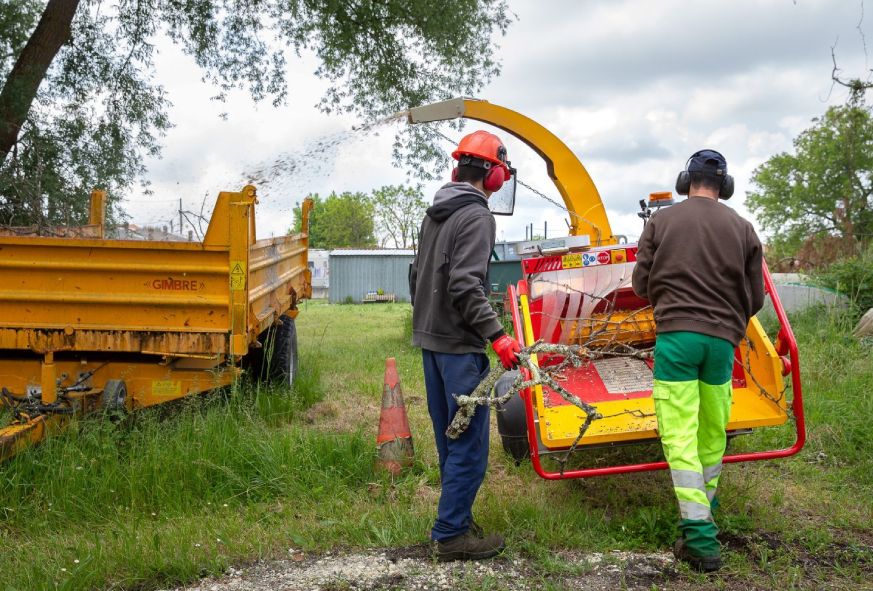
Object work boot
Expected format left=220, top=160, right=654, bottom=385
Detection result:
left=435, top=530, right=505, bottom=562
left=673, top=537, right=722, bottom=573
left=469, top=519, right=484, bottom=538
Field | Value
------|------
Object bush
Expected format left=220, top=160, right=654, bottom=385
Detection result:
left=812, top=245, right=873, bottom=316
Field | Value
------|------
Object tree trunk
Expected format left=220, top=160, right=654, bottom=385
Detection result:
left=0, top=0, right=81, bottom=163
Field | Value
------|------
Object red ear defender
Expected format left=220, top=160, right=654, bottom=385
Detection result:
left=483, top=165, right=505, bottom=192
left=451, top=167, right=459, bottom=182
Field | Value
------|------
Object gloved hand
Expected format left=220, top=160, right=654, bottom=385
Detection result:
left=491, top=334, right=521, bottom=370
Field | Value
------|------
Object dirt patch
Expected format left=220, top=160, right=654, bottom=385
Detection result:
left=721, top=530, right=873, bottom=575
left=160, top=540, right=873, bottom=591
left=163, top=548, right=676, bottom=591
left=304, top=401, right=339, bottom=424
left=305, top=394, right=379, bottom=433
left=383, top=543, right=432, bottom=561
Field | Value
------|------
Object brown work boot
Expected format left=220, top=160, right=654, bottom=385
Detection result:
left=673, top=537, right=722, bottom=573
left=435, top=529, right=505, bottom=562
left=469, top=519, right=484, bottom=538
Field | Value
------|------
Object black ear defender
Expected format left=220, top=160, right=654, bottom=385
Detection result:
left=675, top=169, right=691, bottom=196
left=675, top=149, right=734, bottom=199
left=719, top=173, right=734, bottom=199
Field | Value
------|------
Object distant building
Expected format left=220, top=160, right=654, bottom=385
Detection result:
left=325, top=242, right=526, bottom=304
left=492, top=241, right=522, bottom=262
left=328, top=249, right=415, bottom=304
left=308, top=249, right=329, bottom=299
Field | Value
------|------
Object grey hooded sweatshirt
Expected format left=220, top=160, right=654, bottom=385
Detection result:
left=409, top=182, right=504, bottom=354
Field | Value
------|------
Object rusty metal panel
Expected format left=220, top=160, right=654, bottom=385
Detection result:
left=248, top=234, right=309, bottom=335
left=0, top=186, right=310, bottom=359
left=0, top=240, right=231, bottom=337
left=0, top=328, right=228, bottom=356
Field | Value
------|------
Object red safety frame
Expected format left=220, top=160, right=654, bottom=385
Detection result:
left=508, top=259, right=805, bottom=480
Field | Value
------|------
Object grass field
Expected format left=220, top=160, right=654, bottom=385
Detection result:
left=0, top=301, right=871, bottom=590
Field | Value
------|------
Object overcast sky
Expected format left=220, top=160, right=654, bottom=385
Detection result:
left=127, top=0, right=871, bottom=244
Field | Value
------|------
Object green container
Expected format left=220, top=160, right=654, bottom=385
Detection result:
left=488, top=260, right=523, bottom=295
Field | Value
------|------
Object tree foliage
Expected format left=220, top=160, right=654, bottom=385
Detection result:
left=747, top=104, right=873, bottom=260
left=371, top=184, right=426, bottom=249
left=293, top=192, right=376, bottom=250
left=812, top=244, right=873, bottom=316
left=292, top=184, right=428, bottom=250
left=0, top=0, right=511, bottom=228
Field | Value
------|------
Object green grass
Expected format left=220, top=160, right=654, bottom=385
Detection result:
left=0, top=301, right=871, bottom=590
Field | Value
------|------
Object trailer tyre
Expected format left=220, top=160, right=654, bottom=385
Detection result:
left=495, top=370, right=530, bottom=464
left=102, top=379, right=128, bottom=417
left=270, top=314, right=298, bottom=386
left=248, top=315, right=299, bottom=387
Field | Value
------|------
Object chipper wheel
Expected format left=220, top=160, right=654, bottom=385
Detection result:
left=495, top=370, right=530, bottom=463
left=248, top=314, right=299, bottom=387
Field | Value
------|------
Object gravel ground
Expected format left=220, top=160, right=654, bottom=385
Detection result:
left=164, top=546, right=677, bottom=591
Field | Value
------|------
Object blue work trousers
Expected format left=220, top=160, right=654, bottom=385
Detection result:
left=422, top=349, right=491, bottom=542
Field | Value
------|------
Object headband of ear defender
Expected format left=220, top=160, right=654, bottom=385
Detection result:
left=675, top=149, right=734, bottom=199
left=452, top=154, right=509, bottom=192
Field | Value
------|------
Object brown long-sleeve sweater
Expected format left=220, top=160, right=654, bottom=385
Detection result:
left=631, top=196, right=764, bottom=347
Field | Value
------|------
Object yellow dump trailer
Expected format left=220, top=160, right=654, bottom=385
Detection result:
left=0, top=186, right=312, bottom=460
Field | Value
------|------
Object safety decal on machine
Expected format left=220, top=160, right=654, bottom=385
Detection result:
left=152, top=380, right=182, bottom=397
left=522, top=249, right=635, bottom=274
left=230, top=261, right=246, bottom=291
left=581, top=251, right=612, bottom=267
left=562, top=253, right=582, bottom=269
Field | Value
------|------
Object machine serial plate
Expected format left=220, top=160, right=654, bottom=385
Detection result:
left=592, top=357, right=653, bottom=394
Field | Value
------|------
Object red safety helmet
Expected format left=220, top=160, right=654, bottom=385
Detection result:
left=451, top=130, right=512, bottom=192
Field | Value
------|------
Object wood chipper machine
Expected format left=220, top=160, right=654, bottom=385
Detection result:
left=0, top=186, right=311, bottom=461
left=405, top=98, right=805, bottom=479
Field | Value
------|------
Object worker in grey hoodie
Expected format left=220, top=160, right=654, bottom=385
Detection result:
left=409, top=130, right=521, bottom=562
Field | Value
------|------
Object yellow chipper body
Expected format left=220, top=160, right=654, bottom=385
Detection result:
left=0, top=186, right=311, bottom=460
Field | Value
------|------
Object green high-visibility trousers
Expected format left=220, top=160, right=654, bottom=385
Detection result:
left=653, top=331, right=734, bottom=559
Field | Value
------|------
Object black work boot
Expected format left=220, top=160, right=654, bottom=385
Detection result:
left=673, top=537, right=722, bottom=573
left=435, top=530, right=505, bottom=562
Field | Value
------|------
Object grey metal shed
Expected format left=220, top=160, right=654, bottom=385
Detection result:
left=329, top=249, right=415, bottom=304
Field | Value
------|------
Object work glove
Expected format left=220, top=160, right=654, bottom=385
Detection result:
left=491, top=334, right=522, bottom=370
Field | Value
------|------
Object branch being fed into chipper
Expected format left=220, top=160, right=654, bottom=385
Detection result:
left=446, top=341, right=606, bottom=440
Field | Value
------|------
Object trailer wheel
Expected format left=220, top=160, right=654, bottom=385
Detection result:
left=495, top=370, right=530, bottom=464
left=102, top=379, right=127, bottom=416
left=270, top=314, right=298, bottom=386
left=248, top=314, right=299, bottom=387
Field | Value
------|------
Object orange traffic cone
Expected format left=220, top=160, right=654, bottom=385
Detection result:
left=376, top=357, right=414, bottom=475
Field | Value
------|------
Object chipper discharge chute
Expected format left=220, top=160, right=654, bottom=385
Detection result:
left=405, top=98, right=805, bottom=478
left=0, top=186, right=312, bottom=461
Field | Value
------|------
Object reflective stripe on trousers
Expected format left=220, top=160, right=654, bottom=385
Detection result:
left=703, top=462, right=723, bottom=502
left=653, top=377, right=731, bottom=523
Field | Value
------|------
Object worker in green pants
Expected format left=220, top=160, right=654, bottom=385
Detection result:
left=632, top=150, right=764, bottom=572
